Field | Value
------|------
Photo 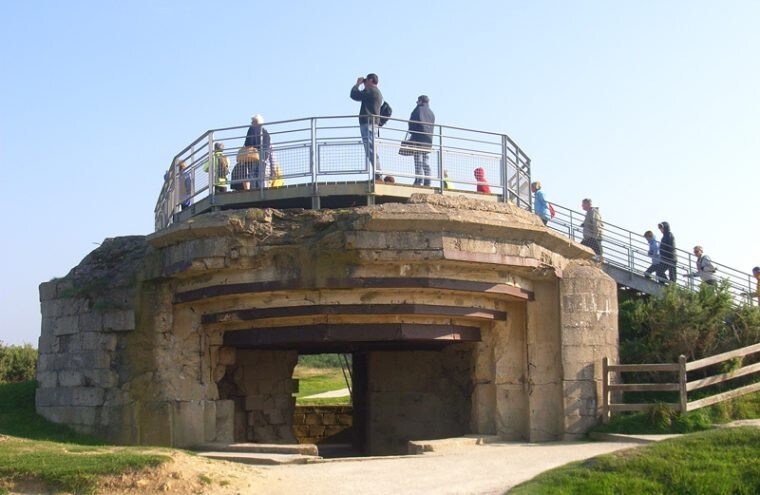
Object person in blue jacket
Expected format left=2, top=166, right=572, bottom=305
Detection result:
left=643, top=230, right=667, bottom=282
left=531, top=181, right=550, bottom=225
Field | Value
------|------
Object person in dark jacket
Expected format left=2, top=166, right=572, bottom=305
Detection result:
left=658, top=221, right=677, bottom=282
left=408, top=95, right=435, bottom=186
left=350, top=73, right=384, bottom=180
left=244, top=114, right=272, bottom=189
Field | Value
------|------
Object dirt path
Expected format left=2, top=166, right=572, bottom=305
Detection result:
left=247, top=440, right=643, bottom=495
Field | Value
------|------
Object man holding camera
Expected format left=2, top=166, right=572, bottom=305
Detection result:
left=350, top=73, right=384, bottom=180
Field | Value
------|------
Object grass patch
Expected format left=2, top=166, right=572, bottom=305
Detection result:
left=293, top=366, right=350, bottom=406
left=0, top=437, right=168, bottom=494
left=0, top=381, right=101, bottom=444
left=511, top=427, right=760, bottom=494
left=594, top=392, right=760, bottom=434
left=0, top=381, right=169, bottom=493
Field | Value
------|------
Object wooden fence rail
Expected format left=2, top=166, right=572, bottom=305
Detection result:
left=602, top=342, right=760, bottom=422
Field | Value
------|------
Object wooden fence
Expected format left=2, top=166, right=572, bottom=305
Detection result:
left=602, top=342, right=760, bottom=422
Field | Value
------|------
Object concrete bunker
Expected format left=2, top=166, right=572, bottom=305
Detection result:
left=36, top=195, right=618, bottom=453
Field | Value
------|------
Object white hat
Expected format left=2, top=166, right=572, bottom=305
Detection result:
left=251, top=114, right=264, bottom=124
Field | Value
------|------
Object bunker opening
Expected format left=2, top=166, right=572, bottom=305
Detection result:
left=217, top=323, right=481, bottom=457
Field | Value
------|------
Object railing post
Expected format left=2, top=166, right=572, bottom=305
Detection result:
left=678, top=354, right=688, bottom=413
left=686, top=253, right=693, bottom=290
left=207, top=131, right=215, bottom=204
left=371, top=118, right=377, bottom=182
left=569, top=211, right=576, bottom=242
left=437, top=125, right=444, bottom=192
left=501, top=135, right=508, bottom=204
left=602, top=357, right=610, bottom=423
left=171, top=159, right=178, bottom=218
left=628, top=232, right=634, bottom=271
left=310, top=118, right=318, bottom=208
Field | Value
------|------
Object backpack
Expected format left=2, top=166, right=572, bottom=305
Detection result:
left=378, top=101, right=392, bottom=126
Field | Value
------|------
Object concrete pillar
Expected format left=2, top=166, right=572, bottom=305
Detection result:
left=526, top=280, right=564, bottom=441
left=559, top=262, right=618, bottom=439
left=491, top=302, right=529, bottom=440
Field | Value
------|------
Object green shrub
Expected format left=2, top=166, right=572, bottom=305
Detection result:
left=298, top=354, right=351, bottom=368
left=0, top=342, right=37, bottom=383
left=619, top=284, right=760, bottom=366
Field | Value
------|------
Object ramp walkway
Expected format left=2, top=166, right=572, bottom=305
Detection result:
left=547, top=202, right=756, bottom=301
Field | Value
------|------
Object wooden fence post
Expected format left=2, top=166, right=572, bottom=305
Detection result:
left=678, top=355, right=688, bottom=413
left=602, top=357, right=610, bottom=423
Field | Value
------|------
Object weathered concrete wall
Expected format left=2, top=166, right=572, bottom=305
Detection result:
left=366, top=346, right=473, bottom=455
left=226, top=350, right=298, bottom=443
left=37, top=195, right=618, bottom=448
left=293, top=406, right=353, bottom=444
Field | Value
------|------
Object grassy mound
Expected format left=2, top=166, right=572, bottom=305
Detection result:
left=511, top=427, right=760, bottom=494
left=0, top=381, right=169, bottom=494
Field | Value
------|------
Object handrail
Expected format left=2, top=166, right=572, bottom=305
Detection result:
left=155, top=115, right=532, bottom=231
left=602, top=342, right=760, bottom=422
left=546, top=202, right=756, bottom=301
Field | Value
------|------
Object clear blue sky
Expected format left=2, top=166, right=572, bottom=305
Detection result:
left=1, top=1, right=758, bottom=345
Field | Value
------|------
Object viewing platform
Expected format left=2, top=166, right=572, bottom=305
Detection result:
left=154, top=115, right=532, bottom=231
left=155, top=115, right=757, bottom=303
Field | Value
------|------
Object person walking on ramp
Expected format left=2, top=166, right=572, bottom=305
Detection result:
left=580, top=198, right=603, bottom=258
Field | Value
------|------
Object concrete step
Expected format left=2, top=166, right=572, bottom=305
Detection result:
left=192, top=442, right=319, bottom=456
left=197, top=451, right=320, bottom=465
left=408, top=434, right=502, bottom=454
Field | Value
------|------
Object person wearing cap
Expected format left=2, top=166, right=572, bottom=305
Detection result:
left=350, top=73, right=384, bottom=180
left=244, top=114, right=273, bottom=189
left=685, top=245, right=718, bottom=285
left=658, top=221, right=677, bottom=282
left=408, top=95, right=435, bottom=186
left=204, top=142, right=229, bottom=194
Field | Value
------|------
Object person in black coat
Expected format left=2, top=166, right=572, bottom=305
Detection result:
left=243, top=114, right=273, bottom=189
left=658, top=221, right=677, bottom=282
left=408, top=95, right=435, bottom=186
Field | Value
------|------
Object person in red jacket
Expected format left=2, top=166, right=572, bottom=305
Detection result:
left=474, top=167, right=491, bottom=194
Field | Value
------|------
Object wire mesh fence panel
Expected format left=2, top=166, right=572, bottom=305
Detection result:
left=318, top=141, right=367, bottom=175
left=273, top=143, right=312, bottom=178
left=156, top=115, right=532, bottom=229
left=441, top=149, right=503, bottom=195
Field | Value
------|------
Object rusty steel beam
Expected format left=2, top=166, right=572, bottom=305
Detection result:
left=175, top=277, right=533, bottom=304
left=202, top=303, right=507, bottom=325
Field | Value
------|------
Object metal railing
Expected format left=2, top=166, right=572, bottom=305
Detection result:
left=154, top=115, right=532, bottom=231
left=547, top=202, right=757, bottom=302
left=154, top=117, right=756, bottom=301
